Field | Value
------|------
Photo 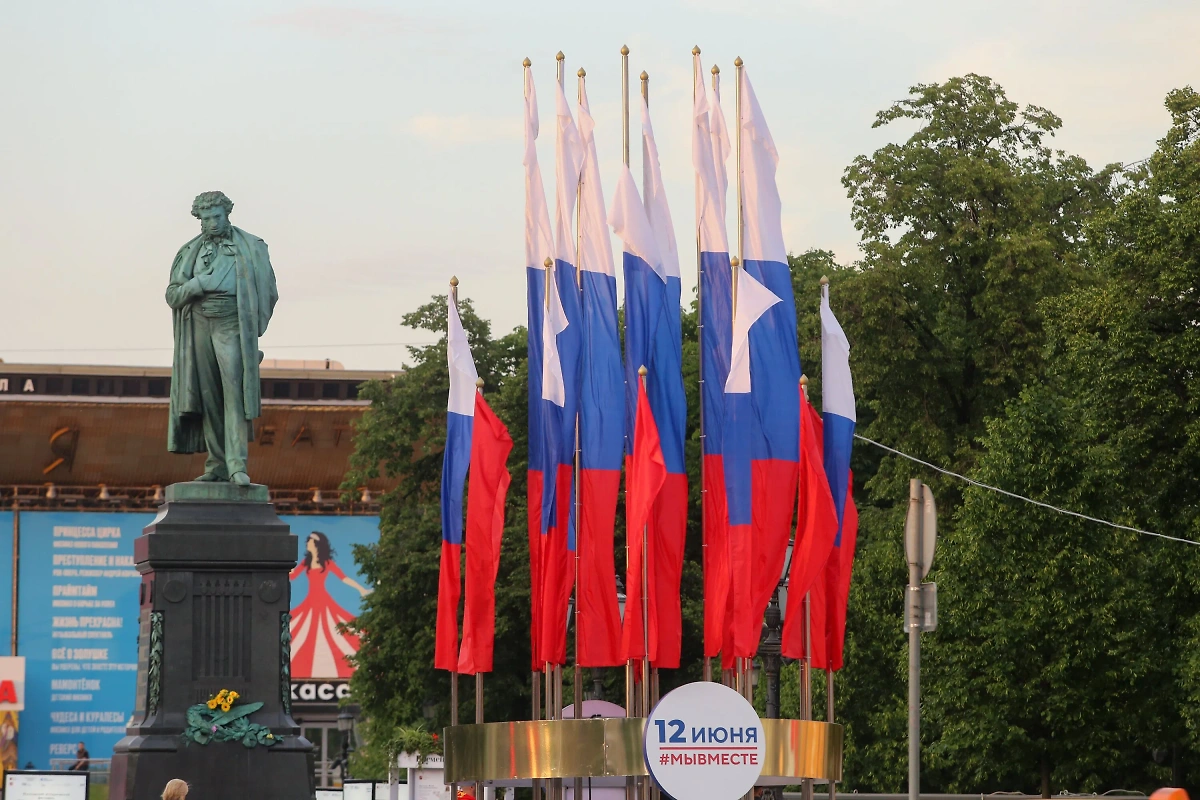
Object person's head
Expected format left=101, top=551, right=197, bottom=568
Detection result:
left=76, top=741, right=86, bottom=753
left=303, top=531, right=335, bottom=571
left=191, top=191, right=234, bottom=240
left=162, top=778, right=189, bottom=800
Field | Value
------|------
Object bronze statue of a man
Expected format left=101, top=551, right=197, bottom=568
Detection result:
left=166, top=191, right=278, bottom=486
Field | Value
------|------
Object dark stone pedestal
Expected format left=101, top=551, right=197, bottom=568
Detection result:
left=110, top=482, right=315, bottom=800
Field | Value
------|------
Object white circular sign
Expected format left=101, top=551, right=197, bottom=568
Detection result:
left=644, top=681, right=766, bottom=800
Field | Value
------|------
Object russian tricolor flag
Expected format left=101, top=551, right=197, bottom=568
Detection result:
left=693, top=52, right=734, bottom=661
left=722, top=65, right=802, bottom=661
left=436, top=293, right=513, bottom=674
left=570, top=77, right=625, bottom=668
left=722, top=264, right=784, bottom=660
left=610, top=95, right=687, bottom=668
left=533, top=76, right=585, bottom=669
left=522, top=63, right=560, bottom=670
left=816, top=281, right=857, bottom=670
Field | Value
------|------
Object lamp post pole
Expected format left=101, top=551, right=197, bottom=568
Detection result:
left=762, top=591, right=782, bottom=719
left=758, top=587, right=783, bottom=800
left=337, top=702, right=360, bottom=784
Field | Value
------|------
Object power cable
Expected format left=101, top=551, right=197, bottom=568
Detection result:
left=855, top=433, right=1199, bottom=547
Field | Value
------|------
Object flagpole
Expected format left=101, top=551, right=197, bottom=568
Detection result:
left=639, top=366, right=652, bottom=800
left=732, top=53, right=752, bottom=705
left=799, top=376, right=814, bottom=800
left=640, top=66, right=663, bottom=750
left=688, top=46, right=714, bottom=686
left=540, top=255, right=556, bottom=800
left=447, top=276, right=460, bottom=800
left=527, top=70, right=541, bottom=789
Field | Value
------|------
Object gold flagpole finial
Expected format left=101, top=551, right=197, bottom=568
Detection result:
left=730, top=256, right=740, bottom=267
left=820, top=275, right=830, bottom=286
left=556, top=51, right=565, bottom=62
left=712, top=65, right=720, bottom=75
left=523, top=57, right=532, bottom=68
left=578, top=67, right=586, bottom=78
left=544, top=257, right=554, bottom=269
left=734, top=56, right=743, bottom=67
left=450, top=276, right=459, bottom=287
left=641, top=70, right=649, bottom=81
left=620, top=44, right=629, bottom=56
left=638, top=365, right=648, bottom=377
left=800, top=374, right=809, bottom=387
left=476, top=377, right=485, bottom=389
left=692, top=45, right=701, bottom=55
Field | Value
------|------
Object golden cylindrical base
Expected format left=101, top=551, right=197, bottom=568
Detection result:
left=443, top=717, right=842, bottom=785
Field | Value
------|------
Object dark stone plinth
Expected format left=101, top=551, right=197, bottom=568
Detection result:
left=110, top=485, right=314, bottom=800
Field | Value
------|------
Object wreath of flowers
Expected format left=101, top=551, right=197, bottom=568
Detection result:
left=183, top=689, right=282, bottom=749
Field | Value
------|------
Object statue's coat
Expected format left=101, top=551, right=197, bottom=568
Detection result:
left=165, top=226, right=278, bottom=454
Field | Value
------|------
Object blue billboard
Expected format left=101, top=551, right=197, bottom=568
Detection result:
left=13, top=511, right=379, bottom=768
left=0, top=511, right=11, bottom=652
left=16, top=511, right=148, bottom=769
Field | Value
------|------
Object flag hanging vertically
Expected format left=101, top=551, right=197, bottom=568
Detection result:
left=610, top=99, right=687, bottom=665
left=780, top=386, right=838, bottom=660
left=821, top=281, right=855, bottom=532
left=568, top=75, right=625, bottom=668
left=640, top=94, right=687, bottom=668
left=722, top=263, right=782, bottom=661
left=693, top=52, right=734, bottom=661
left=730, top=65, right=802, bottom=660
left=523, top=62, right=557, bottom=671
left=819, top=281, right=857, bottom=670
left=533, top=76, right=584, bottom=668
left=621, top=370, right=667, bottom=663
left=457, top=376, right=514, bottom=675
left=436, top=292, right=480, bottom=673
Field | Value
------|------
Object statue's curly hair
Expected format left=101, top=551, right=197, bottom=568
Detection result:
left=191, top=191, right=234, bottom=219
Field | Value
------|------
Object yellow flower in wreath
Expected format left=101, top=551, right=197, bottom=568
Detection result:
left=207, top=699, right=218, bottom=710
left=220, top=702, right=232, bottom=712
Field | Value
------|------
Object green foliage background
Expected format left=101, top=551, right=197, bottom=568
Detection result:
left=342, top=77, right=1200, bottom=795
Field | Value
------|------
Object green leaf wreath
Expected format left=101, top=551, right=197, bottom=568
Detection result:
left=183, top=689, right=282, bottom=748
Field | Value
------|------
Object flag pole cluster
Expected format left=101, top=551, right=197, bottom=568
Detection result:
left=433, top=48, right=860, bottom=702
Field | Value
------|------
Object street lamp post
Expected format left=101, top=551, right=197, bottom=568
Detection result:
left=337, top=702, right=361, bottom=783
left=761, top=590, right=783, bottom=720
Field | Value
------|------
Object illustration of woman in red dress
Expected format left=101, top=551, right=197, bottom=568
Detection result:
left=289, top=531, right=371, bottom=679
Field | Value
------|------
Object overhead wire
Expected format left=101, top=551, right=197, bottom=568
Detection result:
left=855, top=433, right=1199, bottom=547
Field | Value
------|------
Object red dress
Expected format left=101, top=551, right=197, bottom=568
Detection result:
left=289, top=560, right=361, bottom=679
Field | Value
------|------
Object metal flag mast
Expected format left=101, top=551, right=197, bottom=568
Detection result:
left=800, top=375, right=814, bottom=800
left=474, top=371, right=486, bottom=800
left=639, top=364, right=652, bottom=800
left=692, top=44, right=713, bottom=686
left=640, top=64, right=662, bottom=723
left=732, top=53, right=752, bottom=704
left=448, top=275, right=461, bottom=800
left=527, top=58, right=543, bottom=800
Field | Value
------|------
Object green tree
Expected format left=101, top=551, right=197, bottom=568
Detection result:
left=921, top=86, right=1200, bottom=794
left=829, top=74, right=1118, bottom=790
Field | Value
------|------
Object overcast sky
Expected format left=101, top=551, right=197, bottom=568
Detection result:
left=2, top=0, right=1197, bottom=371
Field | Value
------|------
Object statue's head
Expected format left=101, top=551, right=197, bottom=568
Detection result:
left=191, top=191, right=234, bottom=239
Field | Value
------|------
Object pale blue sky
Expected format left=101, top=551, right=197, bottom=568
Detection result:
left=2, top=1, right=1197, bottom=371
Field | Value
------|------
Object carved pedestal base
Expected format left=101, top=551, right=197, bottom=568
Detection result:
left=109, top=483, right=314, bottom=800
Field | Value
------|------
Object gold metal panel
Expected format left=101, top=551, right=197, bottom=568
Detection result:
left=444, top=718, right=647, bottom=783
left=759, top=718, right=843, bottom=781
left=444, top=718, right=842, bottom=783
